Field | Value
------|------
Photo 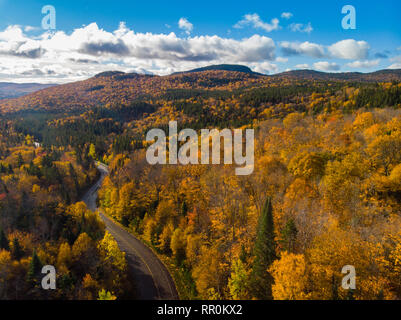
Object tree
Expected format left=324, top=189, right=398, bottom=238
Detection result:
left=27, top=250, right=43, bottom=282
left=17, top=153, right=24, bottom=167
left=98, top=231, right=127, bottom=272
left=228, top=258, right=250, bottom=300
left=0, top=228, right=9, bottom=251
left=181, top=200, right=188, bottom=216
left=98, top=289, right=117, bottom=300
left=11, top=238, right=23, bottom=260
left=280, top=219, right=298, bottom=253
left=170, top=228, right=187, bottom=265
left=89, top=143, right=96, bottom=160
left=270, top=252, right=310, bottom=300
left=250, top=197, right=277, bottom=300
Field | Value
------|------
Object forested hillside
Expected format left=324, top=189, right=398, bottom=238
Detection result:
left=0, top=123, right=132, bottom=299
left=1, top=68, right=401, bottom=300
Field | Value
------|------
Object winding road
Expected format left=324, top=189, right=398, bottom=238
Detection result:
left=81, top=163, right=179, bottom=300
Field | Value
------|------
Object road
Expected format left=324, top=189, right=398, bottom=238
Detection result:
left=82, top=163, right=179, bottom=300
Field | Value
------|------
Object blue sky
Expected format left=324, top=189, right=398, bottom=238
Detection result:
left=0, top=0, right=400, bottom=82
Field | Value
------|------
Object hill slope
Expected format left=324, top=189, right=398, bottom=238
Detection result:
left=1, top=68, right=400, bottom=114
left=275, top=69, right=401, bottom=82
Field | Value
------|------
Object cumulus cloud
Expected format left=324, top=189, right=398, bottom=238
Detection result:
left=280, top=39, right=370, bottom=60
left=294, top=63, right=309, bottom=69
left=249, top=62, right=278, bottom=74
left=289, top=22, right=313, bottom=34
left=0, top=23, right=278, bottom=82
left=313, top=61, right=340, bottom=72
left=388, top=63, right=401, bottom=69
left=178, top=18, right=193, bottom=35
left=281, top=12, right=293, bottom=19
left=0, top=25, right=46, bottom=58
left=24, top=26, right=37, bottom=32
left=387, top=55, right=401, bottom=69
left=234, top=14, right=280, bottom=32
left=346, top=59, right=380, bottom=69
left=280, top=41, right=325, bottom=58
left=328, top=39, right=370, bottom=60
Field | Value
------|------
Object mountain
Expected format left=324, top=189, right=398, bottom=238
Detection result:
left=1, top=67, right=400, bottom=114
left=274, top=69, right=401, bottom=82
left=0, top=69, right=255, bottom=114
left=0, top=82, right=57, bottom=100
left=172, top=64, right=262, bottom=75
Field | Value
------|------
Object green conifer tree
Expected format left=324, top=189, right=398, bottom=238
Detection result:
left=0, top=227, right=9, bottom=251
left=27, top=250, right=43, bottom=282
left=11, top=238, right=23, bottom=260
left=250, top=197, right=277, bottom=300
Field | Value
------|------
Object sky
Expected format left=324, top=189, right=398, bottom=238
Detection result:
left=0, top=0, right=400, bottom=83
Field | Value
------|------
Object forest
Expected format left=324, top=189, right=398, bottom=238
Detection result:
left=0, top=69, right=401, bottom=300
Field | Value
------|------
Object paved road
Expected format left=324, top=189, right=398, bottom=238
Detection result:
left=82, top=163, right=179, bottom=300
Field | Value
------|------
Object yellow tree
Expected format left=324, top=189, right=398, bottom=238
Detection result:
left=269, top=252, right=310, bottom=300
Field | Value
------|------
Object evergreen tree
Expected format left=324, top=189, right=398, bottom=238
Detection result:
left=0, top=227, right=9, bottom=250
left=280, top=218, right=298, bottom=253
left=331, top=275, right=339, bottom=300
left=181, top=200, right=188, bottom=216
left=239, top=244, right=247, bottom=264
left=69, top=163, right=80, bottom=196
left=250, top=197, right=277, bottom=300
left=17, top=153, right=24, bottom=167
left=11, top=238, right=23, bottom=260
left=27, top=250, right=43, bottom=282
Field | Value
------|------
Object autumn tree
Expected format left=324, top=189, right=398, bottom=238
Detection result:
left=270, top=252, right=310, bottom=300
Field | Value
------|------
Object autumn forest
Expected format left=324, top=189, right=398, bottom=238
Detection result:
left=1, top=68, right=401, bottom=300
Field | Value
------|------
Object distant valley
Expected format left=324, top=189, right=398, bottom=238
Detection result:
left=0, top=82, right=57, bottom=100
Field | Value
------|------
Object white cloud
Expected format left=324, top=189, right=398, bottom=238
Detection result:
left=313, top=61, right=340, bottom=72
left=0, top=23, right=278, bottom=82
left=294, top=63, right=309, bottom=69
left=178, top=18, right=193, bottom=35
left=281, top=12, right=293, bottom=19
left=388, top=63, right=401, bottom=69
left=387, top=56, right=401, bottom=69
left=281, top=39, right=371, bottom=60
left=250, top=62, right=278, bottom=74
left=346, top=59, right=380, bottom=68
left=24, top=26, right=37, bottom=32
left=234, top=14, right=280, bottom=32
left=289, top=22, right=313, bottom=34
left=281, top=41, right=325, bottom=58
left=328, top=39, right=370, bottom=60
